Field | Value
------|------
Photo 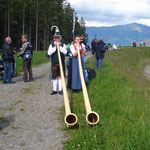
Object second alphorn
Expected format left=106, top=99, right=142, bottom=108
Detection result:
left=76, top=43, right=99, bottom=125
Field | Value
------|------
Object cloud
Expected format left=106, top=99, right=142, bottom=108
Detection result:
left=67, top=0, right=150, bottom=26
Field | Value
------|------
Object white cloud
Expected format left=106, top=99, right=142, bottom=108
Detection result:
left=85, top=21, right=117, bottom=27
left=67, top=0, right=150, bottom=27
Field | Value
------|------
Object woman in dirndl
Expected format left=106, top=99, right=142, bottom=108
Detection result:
left=70, top=35, right=86, bottom=91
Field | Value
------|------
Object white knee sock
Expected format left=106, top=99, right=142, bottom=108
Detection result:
left=53, top=79, right=57, bottom=91
left=58, top=78, right=62, bottom=91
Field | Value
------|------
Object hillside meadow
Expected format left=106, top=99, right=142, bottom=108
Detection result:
left=64, top=47, right=150, bottom=150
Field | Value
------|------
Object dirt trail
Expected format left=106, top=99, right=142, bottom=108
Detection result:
left=144, top=64, right=150, bottom=81
left=0, top=52, right=92, bottom=150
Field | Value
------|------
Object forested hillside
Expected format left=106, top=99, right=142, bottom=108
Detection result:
left=0, top=0, right=87, bottom=50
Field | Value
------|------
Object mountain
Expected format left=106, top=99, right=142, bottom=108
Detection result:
left=86, top=23, right=150, bottom=46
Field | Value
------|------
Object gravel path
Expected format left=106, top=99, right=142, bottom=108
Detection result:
left=0, top=52, right=92, bottom=150
left=144, top=64, right=150, bottom=81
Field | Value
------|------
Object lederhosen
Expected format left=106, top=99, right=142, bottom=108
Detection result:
left=51, top=43, right=65, bottom=79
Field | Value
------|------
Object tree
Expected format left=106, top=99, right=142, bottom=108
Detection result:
left=0, top=0, right=88, bottom=50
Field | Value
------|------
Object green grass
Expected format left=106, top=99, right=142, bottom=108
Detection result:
left=15, top=51, right=49, bottom=74
left=64, top=47, right=150, bottom=150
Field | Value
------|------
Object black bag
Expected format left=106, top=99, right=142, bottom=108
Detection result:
left=67, top=58, right=72, bottom=89
left=85, top=68, right=96, bottom=80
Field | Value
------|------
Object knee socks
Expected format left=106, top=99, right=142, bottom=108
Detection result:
left=58, top=78, right=62, bottom=91
left=53, top=79, right=57, bottom=91
left=53, top=78, right=62, bottom=91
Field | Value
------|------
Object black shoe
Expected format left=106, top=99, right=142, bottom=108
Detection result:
left=8, top=81, right=16, bottom=84
left=59, top=90, right=63, bottom=95
left=72, top=90, right=80, bottom=93
left=2, top=81, right=7, bottom=84
left=50, top=91, right=57, bottom=95
left=29, top=78, right=33, bottom=82
left=8, top=81, right=15, bottom=84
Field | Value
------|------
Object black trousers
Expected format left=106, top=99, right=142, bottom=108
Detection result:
left=23, top=59, right=33, bottom=82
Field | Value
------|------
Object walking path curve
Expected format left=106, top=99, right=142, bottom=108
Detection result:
left=144, top=63, right=150, bottom=81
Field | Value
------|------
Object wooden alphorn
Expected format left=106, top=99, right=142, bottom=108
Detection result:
left=76, top=44, right=99, bottom=125
left=57, top=43, right=78, bottom=127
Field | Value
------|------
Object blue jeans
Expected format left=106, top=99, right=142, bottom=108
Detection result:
left=49, top=69, right=52, bottom=81
left=3, top=61, right=12, bottom=83
left=96, top=58, right=103, bottom=69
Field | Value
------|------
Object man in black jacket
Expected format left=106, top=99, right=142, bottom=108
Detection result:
left=2, top=37, right=15, bottom=84
left=17, top=34, right=33, bottom=82
left=94, top=37, right=106, bottom=69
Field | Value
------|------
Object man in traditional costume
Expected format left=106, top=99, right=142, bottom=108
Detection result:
left=48, top=29, right=67, bottom=95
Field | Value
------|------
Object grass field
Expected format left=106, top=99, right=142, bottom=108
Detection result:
left=63, top=47, right=150, bottom=150
left=15, top=51, right=49, bottom=74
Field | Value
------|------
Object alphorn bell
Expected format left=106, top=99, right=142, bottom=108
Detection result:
left=76, top=43, right=99, bottom=125
left=56, top=42, right=78, bottom=127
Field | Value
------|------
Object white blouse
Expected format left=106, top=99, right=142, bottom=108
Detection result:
left=70, top=43, right=86, bottom=56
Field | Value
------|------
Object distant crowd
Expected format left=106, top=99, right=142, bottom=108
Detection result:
left=132, top=40, right=146, bottom=47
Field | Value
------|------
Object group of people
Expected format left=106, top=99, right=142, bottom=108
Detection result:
left=1, top=35, right=33, bottom=84
left=2, top=30, right=106, bottom=97
left=133, top=40, right=146, bottom=47
left=47, top=30, right=86, bottom=95
left=140, top=40, right=146, bottom=47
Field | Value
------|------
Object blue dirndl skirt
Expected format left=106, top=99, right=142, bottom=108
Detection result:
left=71, top=56, right=85, bottom=90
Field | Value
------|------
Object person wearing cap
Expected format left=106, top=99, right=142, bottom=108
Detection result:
left=48, top=30, right=67, bottom=95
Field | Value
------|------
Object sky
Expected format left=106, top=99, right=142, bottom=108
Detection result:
left=67, top=0, right=150, bottom=27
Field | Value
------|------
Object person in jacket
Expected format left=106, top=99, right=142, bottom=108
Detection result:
left=2, top=37, right=15, bottom=84
left=70, top=35, right=86, bottom=91
left=17, top=34, right=33, bottom=82
left=94, top=37, right=106, bottom=69
left=48, top=30, right=67, bottom=95
left=91, top=40, right=98, bottom=55
left=133, top=40, right=136, bottom=47
left=143, top=41, right=146, bottom=47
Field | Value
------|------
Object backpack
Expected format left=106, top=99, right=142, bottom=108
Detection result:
left=85, top=68, right=96, bottom=80
left=23, top=50, right=32, bottom=59
left=23, top=43, right=33, bottom=60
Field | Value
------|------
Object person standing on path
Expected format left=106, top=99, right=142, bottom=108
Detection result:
left=2, top=37, right=15, bottom=84
left=70, top=35, right=86, bottom=91
left=17, top=34, right=33, bottom=82
left=48, top=30, right=67, bottom=95
left=94, top=37, right=106, bottom=69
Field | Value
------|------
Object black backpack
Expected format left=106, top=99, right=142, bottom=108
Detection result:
left=85, top=68, right=96, bottom=80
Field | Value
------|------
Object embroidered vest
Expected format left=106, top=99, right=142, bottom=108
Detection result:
left=51, top=43, right=65, bottom=64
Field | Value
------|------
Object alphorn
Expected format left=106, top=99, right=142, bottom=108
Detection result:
left=76, top=44, right=99, bottom=125
left=56, top=42, right=78, bottom=127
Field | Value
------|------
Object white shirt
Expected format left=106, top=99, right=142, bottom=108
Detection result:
left=48, top=42, right=67, bottom=55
